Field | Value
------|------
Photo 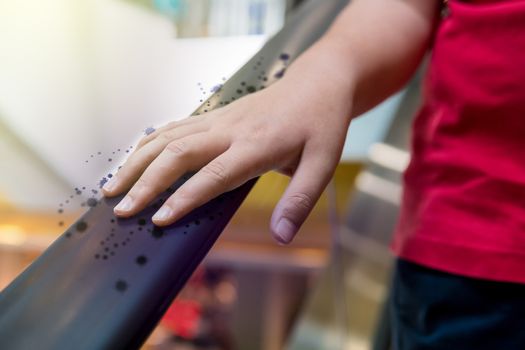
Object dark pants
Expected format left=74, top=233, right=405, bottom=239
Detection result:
left=389, top=259, right=525, bottom=350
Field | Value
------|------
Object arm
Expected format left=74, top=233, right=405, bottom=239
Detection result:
left=102, top=0, right=440, bottom=243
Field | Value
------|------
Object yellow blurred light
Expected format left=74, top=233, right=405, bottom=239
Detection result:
left=0, top=225, right=27, bottom=246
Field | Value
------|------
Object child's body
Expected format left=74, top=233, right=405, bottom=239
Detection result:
left=103, top=0, right=525, bottom=347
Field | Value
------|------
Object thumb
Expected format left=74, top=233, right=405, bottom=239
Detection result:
left=270, top=152, right=334, bottom=244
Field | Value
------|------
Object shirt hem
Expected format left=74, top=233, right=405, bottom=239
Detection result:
left=392, top=235, right=525, bottom=284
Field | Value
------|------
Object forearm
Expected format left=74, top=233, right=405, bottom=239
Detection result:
left=278, top=0, right=440, bottom=120
left=106, top=0, right=441, bottom=241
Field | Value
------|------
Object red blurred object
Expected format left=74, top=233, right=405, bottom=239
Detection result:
left=162, top=299, right=202, bottom=339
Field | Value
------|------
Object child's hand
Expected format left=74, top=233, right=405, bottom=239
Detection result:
left=102, top=79, right=351, bottom=244
left=102, top=0, right=438, bottom=243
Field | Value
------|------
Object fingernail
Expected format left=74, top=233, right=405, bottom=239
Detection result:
left=153, top=206, right=173, bottom=222
left=103, top=178, right=118, bottom=192
left=114, top=196, right=133, bottom=213
left=275, top=218, right=297, bottom=244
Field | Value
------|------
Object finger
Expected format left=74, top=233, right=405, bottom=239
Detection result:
left=102, top=123, right=208, bottom=196
left=270, top=150, right=335, bottom=244
left=151, top=144, right=267, bottom=226
left=134, top=115, right=207, bottom=152
left=113, top=133, right=229, bottom=217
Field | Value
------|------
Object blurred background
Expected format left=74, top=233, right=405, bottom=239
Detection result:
left=0, top=0, right=422, bottom=349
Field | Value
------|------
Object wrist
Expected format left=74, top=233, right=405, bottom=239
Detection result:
left=275, top=39, right=357, bottom=124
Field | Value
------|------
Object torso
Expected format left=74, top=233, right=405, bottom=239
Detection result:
left=392, top=0, right=525, bottom=283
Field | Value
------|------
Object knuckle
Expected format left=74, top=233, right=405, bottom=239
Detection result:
left=127, top=152, right=150, bottom=170
left=134, top=177, right=151, bottom=190
left=173, top=186, right=192, bottom=202
left=132, top=176, right=162, bottom=199
left=137, top=137, right=148, bottom=147
left=202, top=161, right=230, bottom=186
left=166, top=121, right=179, bottom=128
left=159, top=132, right=174, bottom=143
left=165, top=140, right=188, bottom=157
left=285, top=192, right=315, bottom=215
left=120, top=158, right=138, bottom=175
left=243, top=161, right=261, bottom=177
left=137, top=135, right=153, bottom=148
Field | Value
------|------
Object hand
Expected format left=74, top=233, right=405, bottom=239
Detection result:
left=102, top=78, right=352, bottom=244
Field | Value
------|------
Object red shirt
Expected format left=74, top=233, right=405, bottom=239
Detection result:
left=392, top=0, right=525, bottom=283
